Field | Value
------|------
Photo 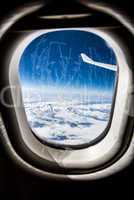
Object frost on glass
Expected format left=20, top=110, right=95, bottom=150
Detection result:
left=19, top=30, right=117, bottom=147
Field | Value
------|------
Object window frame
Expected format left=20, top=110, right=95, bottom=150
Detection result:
left=8, top=27, right=133, bottom=172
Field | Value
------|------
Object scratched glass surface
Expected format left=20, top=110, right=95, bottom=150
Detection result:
left=19, top=30, right=117, bottom=147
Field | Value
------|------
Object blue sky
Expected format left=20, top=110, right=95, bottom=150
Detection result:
left=19, top=30, right=117, bottom=91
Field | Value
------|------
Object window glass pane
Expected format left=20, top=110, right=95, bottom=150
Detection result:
left=19, top=30, right=117, bottom=147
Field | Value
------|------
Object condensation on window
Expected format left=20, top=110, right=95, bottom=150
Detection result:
left=19, top=30, right=117, bottom=148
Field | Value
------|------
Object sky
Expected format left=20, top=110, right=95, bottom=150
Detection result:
left=19, top=30, right=117, bottom=92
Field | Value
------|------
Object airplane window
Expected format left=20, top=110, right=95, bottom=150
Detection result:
left=19, top=29, right=117, bottom=148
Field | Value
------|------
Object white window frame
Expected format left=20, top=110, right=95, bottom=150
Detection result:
left=9, top=27, right=133, bottom=171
